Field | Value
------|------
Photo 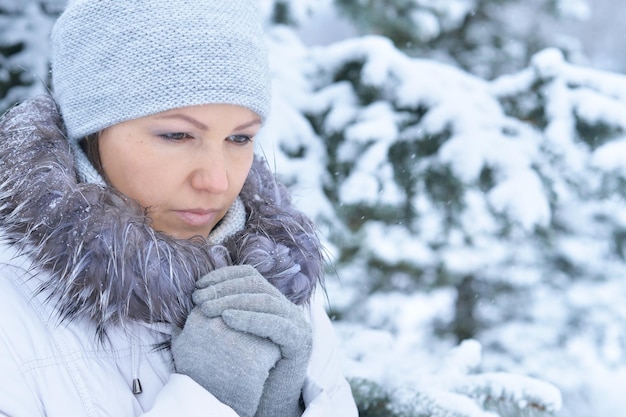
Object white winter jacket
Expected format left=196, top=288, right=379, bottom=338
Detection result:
left=0, top=96, right=357, bottom=417
left=0, top=246, right=357, bottom=416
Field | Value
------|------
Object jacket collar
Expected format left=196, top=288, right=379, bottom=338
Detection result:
left=0, top=95, right=321, bottom=335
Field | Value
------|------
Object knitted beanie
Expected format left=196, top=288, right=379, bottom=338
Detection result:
left=51, top=0, right=271, bottom=185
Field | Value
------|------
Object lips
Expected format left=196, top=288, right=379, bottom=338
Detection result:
left=173, top=209, right=218, bottom=227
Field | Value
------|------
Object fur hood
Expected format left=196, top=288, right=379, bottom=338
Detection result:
left=0, top=95, right=322, bottom=333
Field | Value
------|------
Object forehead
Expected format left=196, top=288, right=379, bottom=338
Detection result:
left=150, top=105, right=263, bottom=131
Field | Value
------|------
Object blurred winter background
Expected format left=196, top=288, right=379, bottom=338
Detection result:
left=2, top=0, right=626, bottom=416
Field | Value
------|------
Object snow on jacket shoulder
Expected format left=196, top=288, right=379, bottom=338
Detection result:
left=0, top=245, right=357, bottom=417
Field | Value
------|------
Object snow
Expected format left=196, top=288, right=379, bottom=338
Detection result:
left=592, top=137, right=626, bottom=174
left=287, top=29, right=626, bottom=416
left=556, top=0, right=591, bottom=20
left=362, top=222, right=434, bottom=266
left=409, top=9, right=440, bottom=41
left=487, top=170, right=551, bottom=230
left=0, top=2, right=55, bottom=110
left=337, top=289, right=457, bottom=384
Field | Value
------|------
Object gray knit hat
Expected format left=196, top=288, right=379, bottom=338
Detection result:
left=51, top=0, right=271, bottom=184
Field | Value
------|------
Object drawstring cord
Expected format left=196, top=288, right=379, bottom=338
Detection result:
left=131, top=340, right=143, bottom=395
left=129, top=321, right=173, bottom=395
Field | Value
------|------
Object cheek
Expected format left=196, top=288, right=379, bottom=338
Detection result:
left=119, top=168, right=168, bottom=207
left=100, top=139, right=172, bottom=206
left=231, top=152, right=254, bottom=192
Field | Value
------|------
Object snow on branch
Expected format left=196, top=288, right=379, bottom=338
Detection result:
left=346, top=337, right=561, bottom=417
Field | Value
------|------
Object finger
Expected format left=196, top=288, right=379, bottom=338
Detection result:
left=197, top=293, right=290, bottom=318
left=193, top=274, right=284, bottom=305
left=196, top=265, right=260, bottom=289
left=222, top=309, right=312, bottom=359
left=174, top=311, right=282, bottom=365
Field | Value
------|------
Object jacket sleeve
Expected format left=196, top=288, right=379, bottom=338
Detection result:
left=142, top=374, right=239, bottom=417
left=302, top=295, right=358, bottom=417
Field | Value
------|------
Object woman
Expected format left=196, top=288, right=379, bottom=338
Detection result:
left=0, top=0, right=357, bottom=416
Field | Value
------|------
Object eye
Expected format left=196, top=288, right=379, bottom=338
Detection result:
left=227, top=134, right=253, bottom=145
left=160, top=132, right=193, bottom=141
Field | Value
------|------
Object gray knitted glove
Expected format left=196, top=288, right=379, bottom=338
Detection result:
left=171, top=268, right=282, bottom=417
left=194, top=265, right=313, bottom=417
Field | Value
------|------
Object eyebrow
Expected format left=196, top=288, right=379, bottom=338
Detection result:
left=235, top=118, right=263, bottom=131
left=158, top=114, right=262, bottom=131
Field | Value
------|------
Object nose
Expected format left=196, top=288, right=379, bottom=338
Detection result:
left=189, top=147, right=229, bottom=194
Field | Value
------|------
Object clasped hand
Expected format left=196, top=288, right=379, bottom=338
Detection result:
left=172, top=265, right=312, bottom=417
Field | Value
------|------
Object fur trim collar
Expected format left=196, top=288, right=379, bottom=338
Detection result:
left=0, top=95, right=321, bottom=333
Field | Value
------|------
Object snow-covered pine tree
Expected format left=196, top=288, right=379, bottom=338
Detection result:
left=262, top=26, right=626, bottom=416
left=261, top=28, right=566, bottom=416
left=333, top=0, right=591, bottom=78
left=0, top=0, right=62, bottom=112
left=484, top=47, right=626, bottom=417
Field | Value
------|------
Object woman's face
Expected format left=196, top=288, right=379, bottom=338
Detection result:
left=99, top=104, right=260, bottom=240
